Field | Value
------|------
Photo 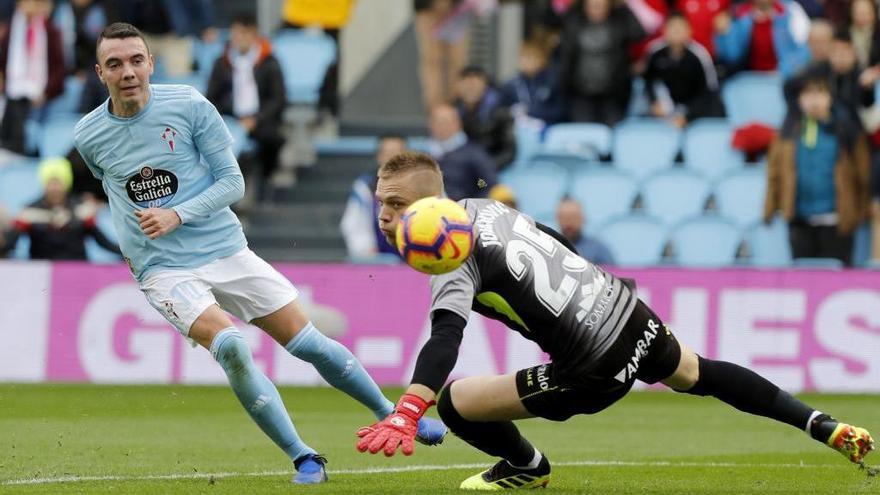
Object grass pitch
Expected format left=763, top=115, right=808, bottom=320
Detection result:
left=0, top=384, right=877, bottom=494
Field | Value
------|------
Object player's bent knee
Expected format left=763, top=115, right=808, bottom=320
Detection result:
left=212, top=331, right=254, bottom=376
left=437, top=382, right=466, bottom=431
left=664, top=347, right=701, bottom=393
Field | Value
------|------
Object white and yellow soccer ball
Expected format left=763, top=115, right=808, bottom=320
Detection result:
left=395, top=197, right=474, bottom=275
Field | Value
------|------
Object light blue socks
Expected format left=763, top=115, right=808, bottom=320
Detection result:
left=285, top=322, right=394, bottom=419
left=212, top=328, right=314, bottom=461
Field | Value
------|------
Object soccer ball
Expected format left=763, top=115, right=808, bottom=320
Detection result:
left=396, top=197, right=474, bottom=275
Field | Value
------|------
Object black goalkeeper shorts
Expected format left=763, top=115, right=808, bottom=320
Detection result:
left=515, top=300, right=681, bottom=421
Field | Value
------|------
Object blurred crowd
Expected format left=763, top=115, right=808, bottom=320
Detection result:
left=345, top=0, right=880, bottom=267
left=0, top=0, right=877, bottom=268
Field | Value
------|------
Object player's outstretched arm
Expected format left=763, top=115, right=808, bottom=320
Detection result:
left=356, top=310, right=466, bottom=456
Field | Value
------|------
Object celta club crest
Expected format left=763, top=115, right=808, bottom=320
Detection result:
left=161, top=126, right=177, bottom=152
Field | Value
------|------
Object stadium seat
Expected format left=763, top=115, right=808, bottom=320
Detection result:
left=569, top=168, right=639, bottom=233
left=0, top=159, right=42, bottom=214
left=502, top=163, right=568, bottom=221
left=222, top=116, right=257, bottom=157
left=511, top=120, right=543, bottom=168
left=641, top=169, right=712, bottom=226
left=597, top=214, right=668, bottom=266
left=314, top=136, right=378, bottom=155
left=537, top=122, right=612, bottom=166
left=612, top=118, right=681, bottom=180
left=721, top=72, right=786, bottom=128
left=39, top=114, right=81, bottom=158
left=193, top=28, right=229, bottom=76
left=713, top=168, right=767, bottom=227
left=746, top=216, right=792, bottom=267
left=272, top=29, right=337, bottom=105
left=852, top=223, right=872, bottom=267
left=45, top=76, right=84, bottom=118
left=669, top=216, right=742, bottom=267
left=682, top=118, right=744, bottom=181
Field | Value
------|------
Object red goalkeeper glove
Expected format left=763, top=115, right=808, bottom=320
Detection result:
left=356, top=394, right=433, bottom=456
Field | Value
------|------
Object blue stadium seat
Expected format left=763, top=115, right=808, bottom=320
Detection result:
left=569, top=168, right=639, bottom=233
left=39, top=115, right=81, bottom=158
left=511, top=120, right=543, bottom=168
left=682, top=118, right=744, bottom=181
left=0, top=160, right=42, bottom=214
left=503, top=163, right=568, bottom=221
left=597, top=214, right=667, bottom=266
left=222, top=116, right=257, bottom=157
left=670, top=216, right=742, bottom=267
left=746, top=216, right=792, bottom=267
left=193, top=28, right=229, bottom=76
left=314, top=136, right=378, bottom=155
left=538, top=122, right=612, bottom=163
left=45, top=76, right=84, bottom=118
left=641, top=169, right=712, bottom=226
left=852, top=223, right=872, bottom=267
left=721, top=72, right=785, bottom=128
left=612, top=119, right=681, bottom=179
left=713, top=168, right=767, bottom=227
left=272, top=29, right=337, bottom=105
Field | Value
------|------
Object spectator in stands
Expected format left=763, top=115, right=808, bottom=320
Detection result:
left=713, top=0, right=807, bottom=78
left=414, top=0, right=471, bottom=109
left=116, top=0, right=215, bottom=77
left=0, top=0, right=65, bottom=154
left=283, top=0, right=357, bottom=136
left=784, top=30, right=875, bottom=133
left=71, top=0, right=112, bottom=113
left=0, top=157, right=120, bottom=260
left=454, top=66, right=516, bottom=170
left=558, top=0, right=646, bottom=126
left=500, top=40, right=566, bottom=126
left=67, top=147, right=107, bottom=203
left=0, top=203, right=9, bottom=258
left=206, top=13, right=286, bottom=202
left=643, top=12, right=725, bottom=128
left=764, top=75, right=871, bottom=266
left=850, top=0, right=880, bottom=71
left=556, top=197, right=615, bottom=265
left=340, top=134, right=406, bottom=260
left=674, top=0, right=730, bottom=57
left=427, top=103, right=496, bottom=200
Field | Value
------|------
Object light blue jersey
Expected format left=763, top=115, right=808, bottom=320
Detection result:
left=74, top=84, right=247, bottom=281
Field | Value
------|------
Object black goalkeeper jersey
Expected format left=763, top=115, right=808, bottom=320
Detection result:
left=426, top=199, right=637, bottom=384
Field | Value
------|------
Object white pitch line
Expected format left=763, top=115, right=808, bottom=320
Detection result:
left=1, top=460, right=848, bottom=486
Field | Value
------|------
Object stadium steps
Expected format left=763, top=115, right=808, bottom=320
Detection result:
left=244, top=151, right=376, bottom=262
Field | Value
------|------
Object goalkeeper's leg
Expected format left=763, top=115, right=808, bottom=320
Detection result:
left=437, top=375, right=551, bottom=490
left=665, top=343, right=874, bottom=464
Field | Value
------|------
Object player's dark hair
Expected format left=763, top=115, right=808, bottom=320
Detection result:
left=833, top=27, right=852, bottom=44
left=379, top=151, right=441, bottom=177
left=96, top=22, right=149, bottom=59
left=800, top=74, right=831, bottom=93
left=231, top=12, right=258, bottom=28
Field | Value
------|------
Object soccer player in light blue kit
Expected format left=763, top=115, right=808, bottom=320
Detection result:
left=74, top=23, right=445, bottom=484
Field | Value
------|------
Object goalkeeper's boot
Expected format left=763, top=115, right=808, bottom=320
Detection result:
left=292, top=453, right=328, bottom=484
left=826, top=423, right=875, bottom=464
left=459, top=454, right=550, bottom=490
left=415, top=416, right=448, bottom=446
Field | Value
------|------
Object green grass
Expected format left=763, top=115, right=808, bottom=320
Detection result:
left=0, top=385, right=878, bottom=494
